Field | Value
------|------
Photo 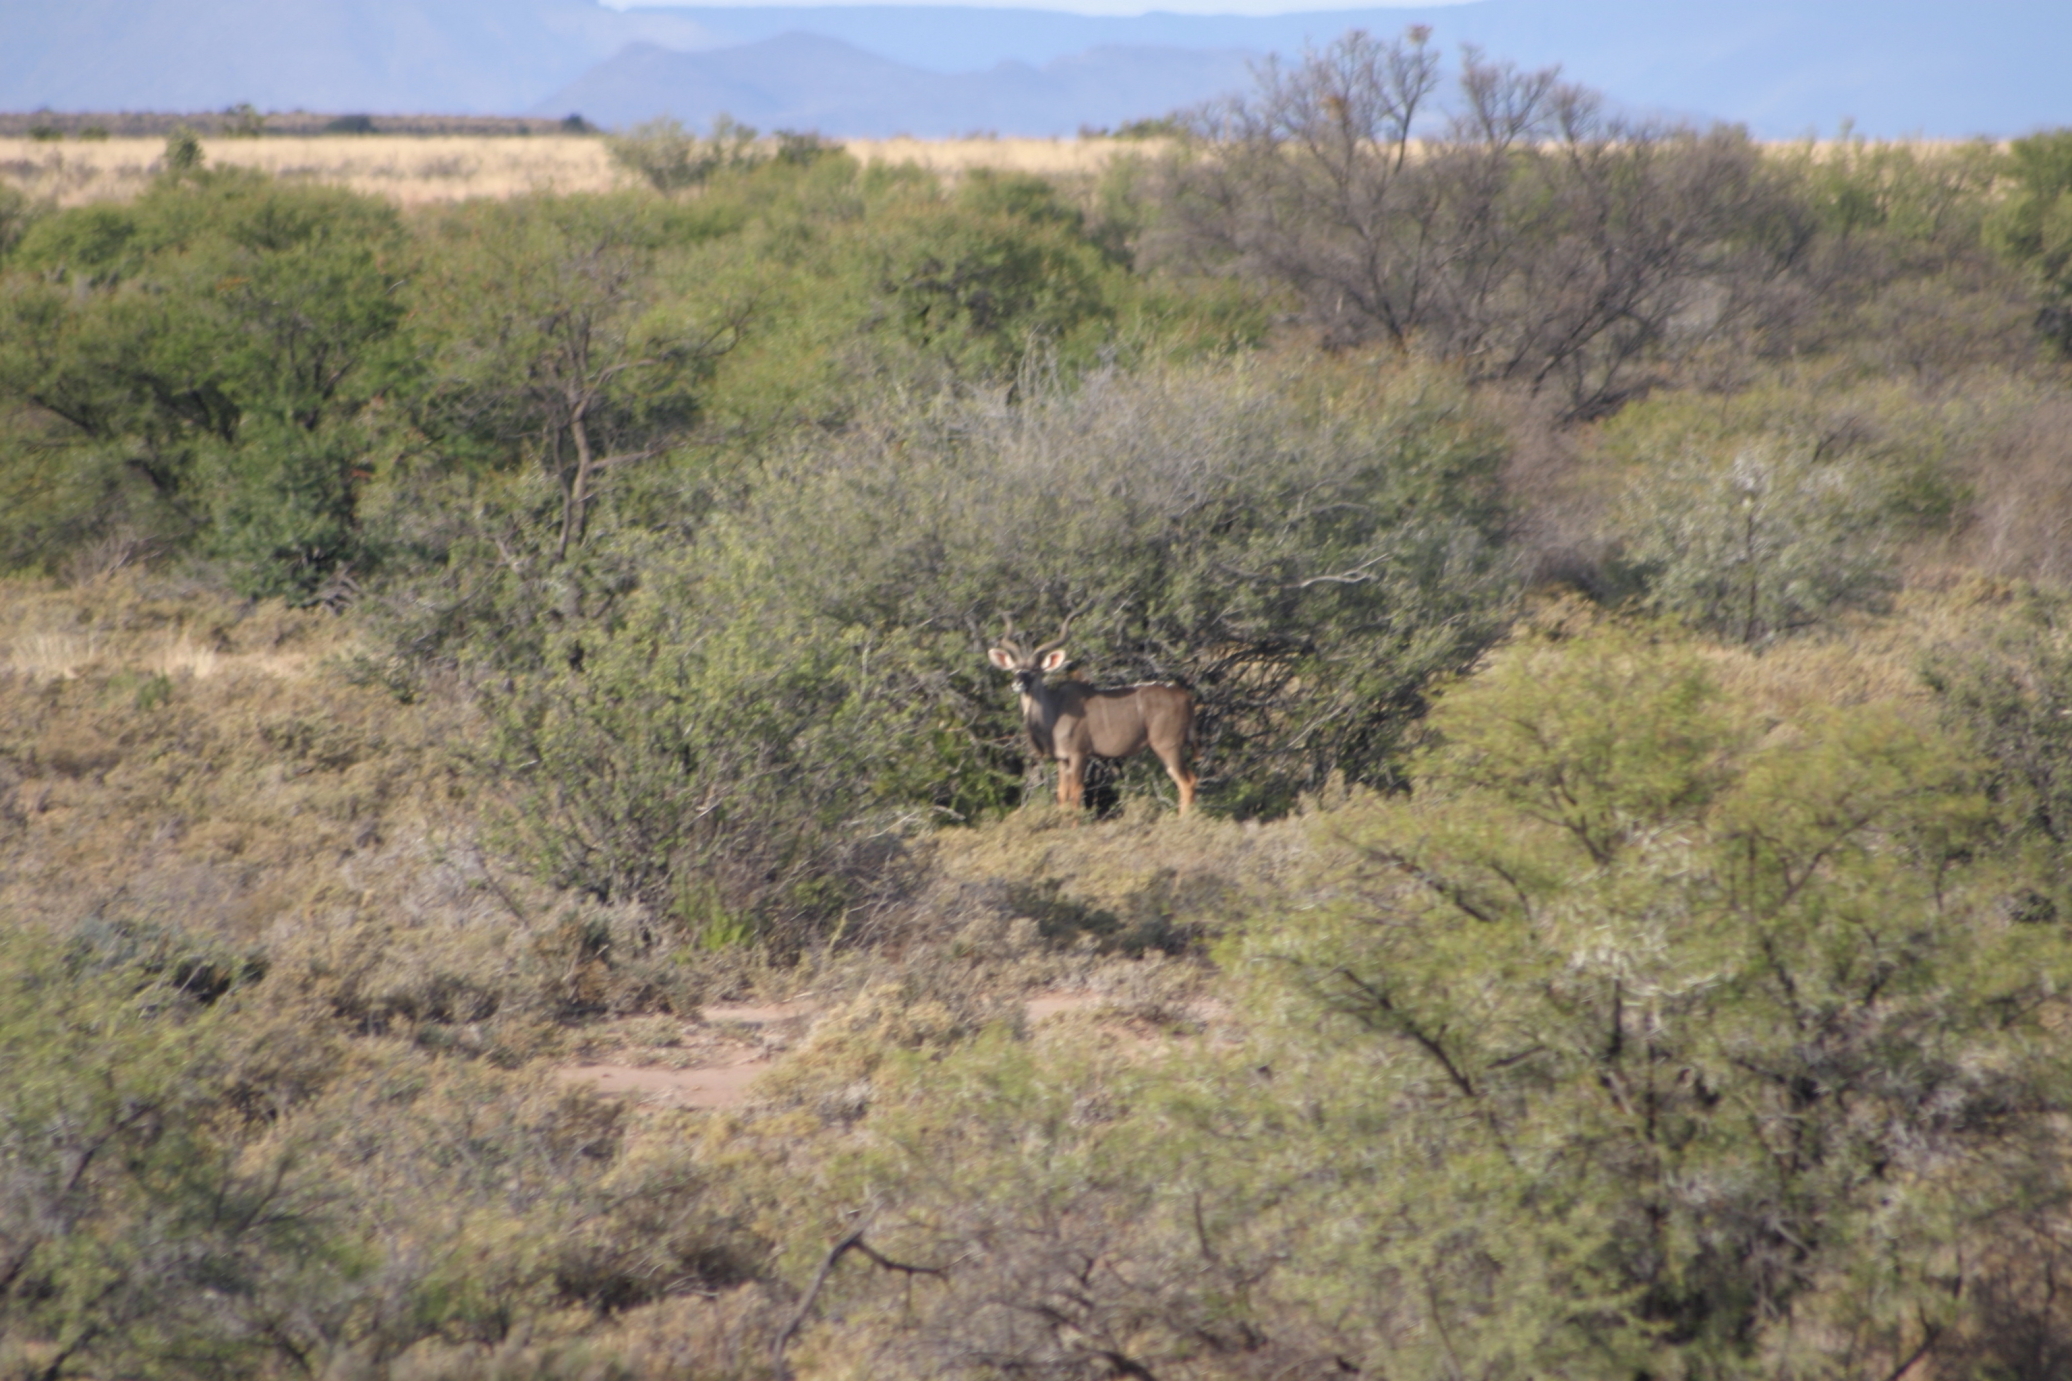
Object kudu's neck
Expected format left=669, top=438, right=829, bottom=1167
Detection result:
left=1017, top=674, right=1083, bottom=726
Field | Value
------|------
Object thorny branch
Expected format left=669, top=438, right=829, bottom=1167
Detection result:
left=772, top=1224, right=945, bottom=1379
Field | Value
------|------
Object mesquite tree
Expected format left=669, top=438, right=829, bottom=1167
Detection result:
left=1161, top=28, right=1795, bottom=418
left=413, top=196, right=741, bottom=562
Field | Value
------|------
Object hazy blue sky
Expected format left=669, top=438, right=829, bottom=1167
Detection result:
left=601, top=0, right=1460, bottom=14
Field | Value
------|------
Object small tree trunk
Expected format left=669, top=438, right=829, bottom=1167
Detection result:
left=1743, top=497, right=1760, bottom=647
left=556, top=402, right=596, bottom=564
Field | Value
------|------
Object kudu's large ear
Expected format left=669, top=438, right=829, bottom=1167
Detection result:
left=1040, top=647, right=1068, bottom=673
left=986, top=647, right=1018, bottom=671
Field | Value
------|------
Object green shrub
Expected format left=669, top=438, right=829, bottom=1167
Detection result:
left=1212, top=625, right=2072, bottom=1377
left=405, top=192, right=733, bottom=568
left=0, top=169, right=409, bottom=595
left=607, top=114, right=763, bottom=192
left=1780, top=131, right=2000, bottom=252
left=220, top=103, right=265, bottom=139
left=0, top=920, right=759, bottom=1380
left=1611, top=441, right=1898, bottom=644
left=1990, top=128, right=2072, bottom=349
left=474, top=579, right=905, bottom=947
left=0, top=184, right=40, bottom=261
left=0, top=928, right=300, bottom=1379
left=163, top=125, right=203, bottom=173
left=711, top=358, right=1514, bottom=813
left=797, top=627, right=2072, bottom=1381
left=1925, top=585, right=2072, bottom=899
left=423, top=356, right=1509, bottom=963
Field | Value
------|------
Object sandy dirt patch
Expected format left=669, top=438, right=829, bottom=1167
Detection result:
left=558, top=1059, right=772, bottom=1110
left=1024, top=992, right=1102, bottom=1021
left=701, top=1000, right=819, bottom=1026
left=561, top=991, right=1111, bottom=1110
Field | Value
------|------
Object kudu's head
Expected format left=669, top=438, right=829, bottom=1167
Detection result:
left=985, top=616, right=1069, bottom=697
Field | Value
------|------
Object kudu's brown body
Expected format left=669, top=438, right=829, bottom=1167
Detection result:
left=987, top=622, right=1197, bottom=814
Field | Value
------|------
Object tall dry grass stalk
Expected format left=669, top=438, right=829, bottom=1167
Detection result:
left=1, top=629, right=99, bottom=680
left=0, top=135, right=1154, bottom=206
left=0, top=584, right=317, bottom=683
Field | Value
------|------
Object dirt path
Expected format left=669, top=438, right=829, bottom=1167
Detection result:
left=565, top=1061, right=771, bottom=1108
left=556, top=993, right=1104, bottom=1111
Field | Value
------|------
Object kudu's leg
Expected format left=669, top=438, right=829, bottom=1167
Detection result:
left=1058, top=755, right=1088, bottom=811
left=1157, top=748, right=1197, bottom=815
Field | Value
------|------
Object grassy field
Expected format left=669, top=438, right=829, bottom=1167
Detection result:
left=0, top=133, right=1153, bottom=205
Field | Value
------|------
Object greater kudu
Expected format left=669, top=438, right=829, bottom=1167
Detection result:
left=986, top=618, right=1197, bottom=814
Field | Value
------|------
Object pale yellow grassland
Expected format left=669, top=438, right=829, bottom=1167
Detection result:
left=0, top=135, right=632, bottom=206
left=0, top=580, right=322, bottom=682
left=2, top=628, right=100, bottom=680
left=4, top=132, right=1962, bottom=209
left=0, top=134, right=1160, bottom=207
left=850, top=135, right=1164, bottom=177
left=0, top=624, right=313, bottom=682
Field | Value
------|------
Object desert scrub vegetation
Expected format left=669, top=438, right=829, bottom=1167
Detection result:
left=9, top=33, right=2072, bottom=1379
left=1158, top=31, right=2033, bottom=417
left=710, top=614, right=2072, bottom=1381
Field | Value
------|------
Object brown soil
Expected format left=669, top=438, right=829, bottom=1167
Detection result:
left=559, top=992, right=1107, bottom=1110
left=702, top=1001, right=818, bottom=1026
left=1024, top=993, right=1098, bottom=1021
left=557, top=1060, right=771, bottom=1110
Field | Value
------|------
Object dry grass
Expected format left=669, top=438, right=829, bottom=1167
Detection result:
left=0, top=571, right=1268, bottom=1078
left=0, top=579, right=487, bottom=969
left=0, top=580, right=311, bottom=682
left=0, top=135, right=631, bottom=206
left=0, top=134, right=1157, bottom=206
left=0, top=626, right=252, bottom=682
left=921, top=796, right=1298, bottom=931
left=1692, top=594, right=1969, bottom=723
left=0, top=628, right=99, bottom=680
left=851, top=135, right=1162, bottom=178
left=0, top=132, right=1995, bottom=210
left=1944, top=389, right=2072, bottom=586
left=1524, top=581, right=2012, bottom=726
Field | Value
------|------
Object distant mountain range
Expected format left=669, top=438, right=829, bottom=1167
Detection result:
left=4, top=0, right=2069, bottom=139
left=2, top=0, right=715, bottom=117
left=539, top=34, right=1256, bottom=135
